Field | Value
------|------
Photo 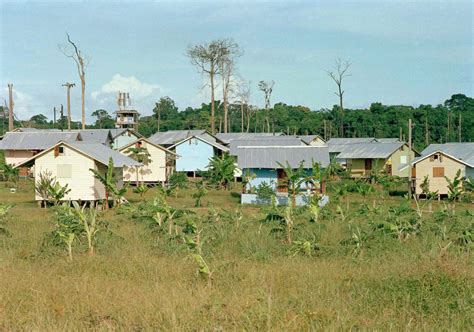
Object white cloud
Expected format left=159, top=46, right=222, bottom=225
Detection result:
left=91, top=74, right=166, bottom=115
left=0, top=87, right=37, bottom=120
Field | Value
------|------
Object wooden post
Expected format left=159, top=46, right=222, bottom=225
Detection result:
left=7, top=84, right=14, bottom=131
left=408, top=118, right=413, bottom=198
left=458, top=113, right=462, bottom=142
left=62, top=82, right=75, bottom=131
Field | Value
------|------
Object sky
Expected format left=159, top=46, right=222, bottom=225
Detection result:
left=0, top=0, right=472, bottom=123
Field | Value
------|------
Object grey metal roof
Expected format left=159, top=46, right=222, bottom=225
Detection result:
left=0, top=132, right=81, bottom=150
left=229, top=137, right=306, bottom=155
left=336, top=142, right=405, bottom=159
left=74, top=129, right=112, bottom=144
left=376, top=138, right=402, bottom=143
left=327, top=137, right=376, bottom=145
left=169, top=135, right=229, bottom=152
left=109, top=128, right=142, bottom=139
left=215, top=132, right=283, bottom=144
left=237, top=146, right=330, bottom=169
left=327, top=137, right=377, bottom=153
left=67, top=142, right=141, bottom=167
left=419, top=143, right=474, bottom=167
left=148, top=130, right=213, bottom=145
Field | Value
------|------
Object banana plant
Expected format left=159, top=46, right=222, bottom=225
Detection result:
left=276, top=161, right=306, bottom=208
left=90, top=157, right=124, bottom=209
left=0, top=203, right=12, bottom=236
left=71, top=201, right=100, bottom=255
left=284, top=206, right=294, bottom=245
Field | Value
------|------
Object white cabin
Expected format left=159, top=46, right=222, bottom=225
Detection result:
left=14, top=141, right=140, bottom=202
left=119, top=138, right=177, bottom=183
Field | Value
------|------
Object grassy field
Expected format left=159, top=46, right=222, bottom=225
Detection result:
left=0, top=179, right=472, bottom=330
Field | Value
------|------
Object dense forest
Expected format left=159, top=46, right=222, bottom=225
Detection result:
left=1, top=93, right=472, bottom=151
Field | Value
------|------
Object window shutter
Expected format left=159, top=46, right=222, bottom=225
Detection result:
left=54, top=146, right=59, bottom=157
left=433, top=167, right=445, bottom=178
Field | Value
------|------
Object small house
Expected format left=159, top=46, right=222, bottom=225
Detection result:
left=0, top=131, right=82, bottom=166
left=148, top=130, right=220, bottom=148
left=237, top=146, right=330, bottom=205
left=412, top=143, right=474, bottom=196
left=110, top=128, right=142, bottom=150
left=335, top=142, right=417, bottom=178
left=118, top=138, right=177, bottom=183
left=298, top=135, right=326, bottom=146
left=13, top=141, right=140, bottom=203
left=169, top=135, right=229, bottom=176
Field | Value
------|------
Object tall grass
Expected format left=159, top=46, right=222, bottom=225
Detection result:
left=0, top=181, right=472, bottom=330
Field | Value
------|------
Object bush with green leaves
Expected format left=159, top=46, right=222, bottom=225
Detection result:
left=35, top=170, right=71, bottom=206
left=0, top=163, right=19, bottom=183
left=255, top=181, right=275, bottom=200
left=205, top=153, right=236, bottom=190
left=445, top=169, right=464, bottom=202
left=192, top=181, right=207, bottom=207
left=168, top=171, right=188, bottom=197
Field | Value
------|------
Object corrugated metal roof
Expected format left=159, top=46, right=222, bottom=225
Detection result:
left=0, top=132, right=81, bottom=150
left=376, top=138, right=402, bottom=143
left=336, top=142, right=405, bottom=159
left=148, top=130, right=212, bottom=145
left=327, top=137, right=376, bottom=145
left=237, top=146, right=330, bottom=169
left=169, top=135, right=229, bottom=152
left=419, top=143, right=474, bottom=166
left=9, top=128, right=112, bottom=145
left=215, top=132, right=283, bottom=144
left=109, top=128, right=142, bottom=139
left=67, top=142, right=141, bottom=167
left=230, top=137, right=306, bottom=155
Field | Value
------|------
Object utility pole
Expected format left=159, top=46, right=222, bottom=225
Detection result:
left=399, top=127, right=402, bottom=142
left=408, top=118, right=413, bottom=198
left=7, top=84, right=14, bottom=131
left=59, top=105, right=64, bottom=131
left=53, top=107, right=57, bottom=126
left=458, top=113, right=462, bottom=142
left=62, top=82, right=75, bottom=131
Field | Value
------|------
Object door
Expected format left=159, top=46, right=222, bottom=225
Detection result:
left=277, top=169, right=288, bottom=193
left=364, top=159, right=372, bottom=171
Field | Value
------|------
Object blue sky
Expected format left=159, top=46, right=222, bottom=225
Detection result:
left=0, top=0, right=472, bottom=122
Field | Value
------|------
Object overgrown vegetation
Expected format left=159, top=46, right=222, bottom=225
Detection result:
left=0, top=180, right=472, bottom=330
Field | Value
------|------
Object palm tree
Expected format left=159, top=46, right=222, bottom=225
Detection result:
left=276, top=161, right=306, bottom=208
left=126, top=145, right=151, bottom=186
left=89, top=157, right=117, bottom=209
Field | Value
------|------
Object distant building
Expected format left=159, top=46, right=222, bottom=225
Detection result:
left=169, top=135, right=229, bottom=176
left=335, top=142, right=417, bottom=178
left=114, top=92, right=139, bottom=131
left=118, top=137, right=177, bottom=183
left=0, top=131, right=82, bottom=166
left=412, top=143, right=474, bottom=196
left=236, top=145, right=330, bottom=206
left=149, top=130, right=219, bottom=148
left=298, top=135, right=326, bottom=146
left=13, top=141, right=139, bottom=204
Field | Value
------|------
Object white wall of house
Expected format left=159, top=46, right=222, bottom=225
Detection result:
left=4, top=150, right=35, bottom=166
left=414, top=153, right=466, bottom=195
left=120, top=140, right=168, bottom=183
left=34, top=146, right=106, bottom=201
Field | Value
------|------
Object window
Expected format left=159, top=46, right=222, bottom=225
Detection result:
left=57, top=164, right=72, bottom=178
left=58, top=146, right=65, bottom=155
left=433, top=167, right=444, bottom=178
left=400, top=155, right=407, bottom=164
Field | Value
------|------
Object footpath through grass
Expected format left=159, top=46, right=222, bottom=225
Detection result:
left=0, top=180, right=472, bottom=330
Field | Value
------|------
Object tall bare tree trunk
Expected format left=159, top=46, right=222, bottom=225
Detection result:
left=81, top=79, right=85, bottom=129
left=210, top=71, right=215, bottom=134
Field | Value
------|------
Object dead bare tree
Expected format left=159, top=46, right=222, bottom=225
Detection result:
left=236, top=80, right=251, bottom=132
left=59, top=33, right=89, bottom=129
left=187, top=39, right=238, bottom=134
left=258, top=80, right=274, bottom=132
left=327, top=58, right=351, bottom=137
